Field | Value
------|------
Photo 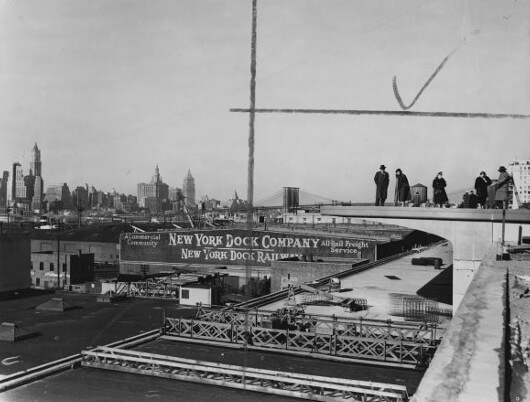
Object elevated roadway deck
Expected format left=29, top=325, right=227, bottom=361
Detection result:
left=321, top=206, right=530, bottom=309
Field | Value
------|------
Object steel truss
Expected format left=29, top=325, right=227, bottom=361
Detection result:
left=125, top=281, right=179, bottom=299
left=195, top=306, right=439, bottom=345
left=82, top=346, right=409, bottom=402
left=163, top=317, right=433, bottom=366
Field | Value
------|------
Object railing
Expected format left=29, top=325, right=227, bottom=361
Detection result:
left=195, top=306, right=439, bottom=344
left=0, top=329, right=161, bottom=393
left=163, top=317, right=433, bottom=366
left=82, top=346, right=409, bottom=402
left=125, top=281, right=179, bottom=299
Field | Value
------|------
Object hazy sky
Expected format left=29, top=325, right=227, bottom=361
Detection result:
left=0, top=0, right=528, bottom=203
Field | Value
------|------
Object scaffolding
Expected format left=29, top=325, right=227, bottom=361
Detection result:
left=195, top=306, right=439, bottom=344
left=163, top=317, right=434, bottom=367
left=82, top=346, right=409, bottom=401
left=390, top=295, right=452, bottom=323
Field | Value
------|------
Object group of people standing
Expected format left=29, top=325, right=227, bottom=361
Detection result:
left=374, top=165, right=413, bottom=207
left=472, top=166, right=511, bottom=209
left=374, top=164, right=512, bottom=208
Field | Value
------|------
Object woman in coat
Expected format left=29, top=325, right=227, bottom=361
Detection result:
left=432, top=171, right=448, bottom=207
left=394, top=169, right=410, bottom=206
left=474, top=171, right=492, bottom=208
left=495, top=166, right=511, bottom=209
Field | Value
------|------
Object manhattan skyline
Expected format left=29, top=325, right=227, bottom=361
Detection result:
left=1, top=0, right=528, bottom=203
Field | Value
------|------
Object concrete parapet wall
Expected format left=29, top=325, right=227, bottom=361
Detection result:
left=411, top=245, right=508, bottom=402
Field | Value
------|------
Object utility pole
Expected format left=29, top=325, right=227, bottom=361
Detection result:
left=57, top=223, right=61, bottom=289
left=77, top=206, right=83, bottom=230
left=245, top=0, right=258, bottom=298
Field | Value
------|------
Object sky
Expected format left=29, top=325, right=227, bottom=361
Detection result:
left=0, top=0, right=528, bottom=204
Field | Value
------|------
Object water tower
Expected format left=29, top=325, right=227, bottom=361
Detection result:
left=283, top=187, right=299, bottom=213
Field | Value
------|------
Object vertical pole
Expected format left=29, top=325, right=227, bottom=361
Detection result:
left=501, top=207, right=506, bottom=250
left=246, top=0, right=258, bottom=298
left=243, top=0, right=258, bottom=383
left=57, top=230, right=61, bottom=289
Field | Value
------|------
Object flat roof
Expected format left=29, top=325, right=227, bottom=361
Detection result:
left=0, top=292, right=194, bottom=377
left=264, top=243, right=453, bottom=324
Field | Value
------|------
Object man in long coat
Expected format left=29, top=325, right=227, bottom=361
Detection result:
left=394, top=168, right=410, bottom=206
left=432, top=171, right=448, bottom=207
left=495, top=166, right=511, bottom=209
left=374, top=165, right=389, bottom=206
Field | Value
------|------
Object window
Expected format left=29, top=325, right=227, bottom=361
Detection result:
left=39, top=262, right=44, bottom=271
left=181, top=289, right=190, bottom=299
left=50, top=263, right=54, bottom=271
left=62, top=263, right=67, bottom=272
left=36, top=278, right=40, bottom=287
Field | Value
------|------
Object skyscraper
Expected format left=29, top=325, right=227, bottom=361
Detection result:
left=12, top=163, right=25, bottom=200
left=137, top=165, right=169, bottom=213
left=182, top=170, right=195, bottom=207
left=24, top=174, right=36, bottom=200
left=30, top=143, right=42, bottom=176
left=73, top=186, right=89, bottom=209
left=0, top=171, right=8, bottom=208
left=32, top=177, right=43, bottom=211
left=30, top=143, right=44, bottom=211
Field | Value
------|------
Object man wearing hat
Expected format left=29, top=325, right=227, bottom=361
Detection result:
left=374, top=164, right=389, bottom=206
left=495, top=166, right=511, bottom=209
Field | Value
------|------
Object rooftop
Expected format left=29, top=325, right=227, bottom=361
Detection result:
left=264, top=242, right=453, bottom=324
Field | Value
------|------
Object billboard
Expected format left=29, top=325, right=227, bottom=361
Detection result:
left=120, top=229, right=372, bottom=267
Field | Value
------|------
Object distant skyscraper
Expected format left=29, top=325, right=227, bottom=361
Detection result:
left=11, top=163, right=19, bottom=201
left=32, top=176, right=43, bottom=211
left=137, top=165, right=169, bottom=213
left=0, top=171, right=8, bottom=208
left=30, top=143, right=44, bottom=211
left=24, top=174, right=36, bottom=200
left=73, top=186, right=89, bottom=209
left=30, top=143, right=42, bottom=176
left=508, top=159, right=530, bottom=208
left=61, top=183, right=71, bottom=209
left=152, top=164, right=162, bottom=184
left=12, top=163, right=25, bottom=200
left=182, top=170, right=195, bottom=207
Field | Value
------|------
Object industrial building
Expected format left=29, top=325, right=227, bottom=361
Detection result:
left=30, top=226, right=121, bottom=289
left=509, top=159, right=530, bottom=208
left=0, top=230, right=31, bottom=294
left=31, top=250, right=94, bottom=290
